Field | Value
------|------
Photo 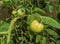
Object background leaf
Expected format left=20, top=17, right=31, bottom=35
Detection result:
left=0, top=21, right=9, bottom=32
left=46, top=4, right=53, bottom=13
left=56, top=40, right=60, bottom=44
left=56, top=5, right=60, bottom=14
left=49, top=42, right=55, bottom=44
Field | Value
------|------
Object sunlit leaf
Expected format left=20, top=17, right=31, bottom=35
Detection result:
left=41, top=16, right=60, bottom=29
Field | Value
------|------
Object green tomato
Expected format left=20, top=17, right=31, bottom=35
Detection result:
left=38, top=23, right=44, bottom=32
left=12, top=10, right=17, bottom=15
left=17, top=9, right=24, bottom=16
left=30, top=20, right=44, bottom=33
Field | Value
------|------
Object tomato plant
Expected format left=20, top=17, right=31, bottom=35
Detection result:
left=0, top=0, right=60, bottom=44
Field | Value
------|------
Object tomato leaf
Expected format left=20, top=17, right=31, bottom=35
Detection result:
left=41, top=16, right=60, bottom=29
left=45, top=29, right=59, bottom=38
left=27, top=15, right=35, bottom=25
left=33, top=7, right=45, bottom=14
left=49, top=42, right=55, bottom=44
left=46, top=4, right=53, bottom=13
left=41, top=37, right=46, bottom=44
left=56, top=40, right=60, bottom=44
left=27, top=14, right=41, bottom=25
left=56, top=5, right=60, bottom=14
left=36, top=34, right=41, bottom=43
left=0, top=21, right=9, bottom=32
left=12, top=0, right=19, bottom=4
left=27, top=26, right=34, bottom=40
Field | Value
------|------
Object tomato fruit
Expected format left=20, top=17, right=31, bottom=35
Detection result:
left=17, top=9, right=24, bottom=16
left=12, top=10, right=17, bottom=15
left=30, top=20, right=44, bottom=33
left=38, top=23, right=44, bottom=32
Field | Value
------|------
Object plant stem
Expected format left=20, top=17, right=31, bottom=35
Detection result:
left=0, top=31, right=7, bottom=35
left=7, top=17, right=20, bottom=43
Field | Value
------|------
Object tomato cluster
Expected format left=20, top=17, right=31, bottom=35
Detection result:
left=12, top=9, right=24, bottom=16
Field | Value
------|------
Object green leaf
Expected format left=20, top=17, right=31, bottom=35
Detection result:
left=1, top=40, right=7, bottom=44
left=41, top=16, right=60, bottom=29
left=0, top=37, right=7, bottom=44
left=27, top=26, right=34, bottom=41
left=0, top=21, right=9, bottom=32
left=56, top=40, right=60, bottom=44
left=46, top=4, right=53, bottom=13
left=27, top=15, right=35, bottom=25
left=45, top=29, right=59, bottom=38
left=36, top=34, right=41, bottom=43
left=27, top=14, right=41, bottom=25
left=49, top=42, right=55, bottom=44
left=41, top=37, right=46, bottom=44
left=33, top=7, right=45, bottom=14
left=12, top=0, right=19, bottom=4
left=2, top=1, right=10, bottom=7
left=56, top=5, right=60, bottom=14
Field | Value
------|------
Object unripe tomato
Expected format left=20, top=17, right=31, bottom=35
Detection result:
left=12, top=10, right=17, bottom=15
left=30, top=20, right=39, bottom=32
left=17, top=9, right=24, bottom=16
left=38, top=23, right=44, bottom=32
left=30, top=20, right=44, bottom=33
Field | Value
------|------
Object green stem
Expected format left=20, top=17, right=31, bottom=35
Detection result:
left=7, top=17, right=20, bottom=43
left=0, top=32, right=7, bottom=35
